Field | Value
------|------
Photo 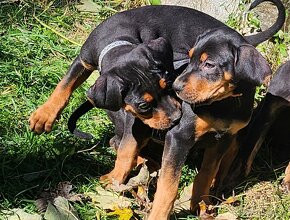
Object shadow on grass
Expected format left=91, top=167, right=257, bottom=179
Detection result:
left=0, top=131, right=115, bottom=209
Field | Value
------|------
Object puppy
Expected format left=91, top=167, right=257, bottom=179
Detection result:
left=220, top=60, right=290, bottom=193
left=148, top=27, right=272, bottom=219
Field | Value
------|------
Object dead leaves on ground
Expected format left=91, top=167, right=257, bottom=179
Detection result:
left=87, top=162, right=156, bottom=219
left=4, top=162, right=289, bottom=219
left=174, top=182, right=240, bottom=220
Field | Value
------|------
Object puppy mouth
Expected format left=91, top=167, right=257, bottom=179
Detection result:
left=140, top=109, right=181, bottom=130
left=177, top=83, right=235, bottom=106
left=176, top=92, right=198, bottom=105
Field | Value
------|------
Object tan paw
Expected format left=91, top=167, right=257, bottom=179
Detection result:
left=29, top=104, right=58, bottom=134
left=100, top=169, right=128, bottom=187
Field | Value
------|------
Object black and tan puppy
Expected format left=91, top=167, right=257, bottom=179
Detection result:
left=148, top=27, right=273, bottom=219
left=220, top=60, right=290, bottom=193
left=68, top=61, right=184, bottom=184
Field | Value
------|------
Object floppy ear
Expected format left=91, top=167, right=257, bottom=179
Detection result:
left=234, top=44, right=271, bottom=86
left=86, top=74, right=125, bottom=111
left=146, top=37, right=174, bottom=73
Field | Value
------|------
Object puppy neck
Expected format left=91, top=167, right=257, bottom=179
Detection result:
left=98, top=40, right=133, bottom=72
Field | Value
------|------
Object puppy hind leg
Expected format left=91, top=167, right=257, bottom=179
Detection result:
left=190, top=135, right=233, bottom=213
left=100, top=134, right=140, bottom=185
left=148, top=107, right=196, bottom=220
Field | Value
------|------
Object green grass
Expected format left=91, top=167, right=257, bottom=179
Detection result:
left=0, top=1, right=116, bottom=218
left=0, top=1, right=289, bottom=220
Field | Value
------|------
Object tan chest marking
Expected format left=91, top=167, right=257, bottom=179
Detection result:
left=195, top=115, right=249, bottom=138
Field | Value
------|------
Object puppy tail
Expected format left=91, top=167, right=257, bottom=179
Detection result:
left=68, top=100, right=95, bottom=140
left=245, top=0, right=285, bottom=46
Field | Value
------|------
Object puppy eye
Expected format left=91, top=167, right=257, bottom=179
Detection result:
left=138, top=102, right=151, bottom=111
left=204, top=61, right=216, bottom=69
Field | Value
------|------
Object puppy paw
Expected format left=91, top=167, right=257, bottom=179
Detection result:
left=29, top=104, right=58, bottom=134
left=100, top=169, right=128, bottom=187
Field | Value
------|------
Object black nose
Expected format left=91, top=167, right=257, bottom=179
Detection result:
left=173, top=81, right=184, bottom=94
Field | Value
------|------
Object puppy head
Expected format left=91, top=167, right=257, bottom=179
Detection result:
left=87, top=37, right=181, bottom=129
left=173, top=27, right=271, bottom=105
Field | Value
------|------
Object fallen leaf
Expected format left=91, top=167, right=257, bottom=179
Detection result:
left=87, top=186, right=132, bottom=210
left=107, top=207, right=134, bottom=220
left=76, top=0, right=101, bottom=13
left=137, top=185, right=147, bottom=200
left=36, top=181, right=75, bottom=213
left=2, top=208, right=42, bottom=220
left=127, top=164, right=150, bottom=187
left=215, top=212, right=237, bottom=220
left=44, top=196, right=80, bottom=220
left=221, top=196, right=238, bottom=205
left=199, top=200, right=208, bottom=215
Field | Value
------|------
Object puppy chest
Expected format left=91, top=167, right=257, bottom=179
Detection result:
left=194, top=115, right=248, bottom=138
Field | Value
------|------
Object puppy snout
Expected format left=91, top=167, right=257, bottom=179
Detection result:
left=173, top=80, right=184, bottom=94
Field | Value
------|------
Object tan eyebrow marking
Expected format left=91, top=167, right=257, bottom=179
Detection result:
left=143, top=92, right=154, bottom=102
left=159, top=78, right=167, bottom=89
left=200, top=52, right=208, bottom=62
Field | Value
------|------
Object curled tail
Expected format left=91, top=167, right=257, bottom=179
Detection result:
left=245, top=0, right=286, bottom=46
left=68, top=100, right=95, bottom=140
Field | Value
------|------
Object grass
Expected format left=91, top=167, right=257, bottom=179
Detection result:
left=0, top=1, right=116, bottom=218
left=0, top=0, right=289, bottom=219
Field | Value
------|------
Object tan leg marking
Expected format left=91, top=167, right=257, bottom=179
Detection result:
left=29, top=61, right=93, bottom=134
left=215, top=136, right=239, bottom=188
left=100, top=136, right=139, bottom=185
left=148, top=164, right=180, bottom=220
left=190, top=146, right=224, bottom=212
left=244, top=137, right=265, bottom=176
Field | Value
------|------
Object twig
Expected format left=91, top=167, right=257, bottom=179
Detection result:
left=77, top=142, right=100, bottom=153
left=33, top=15, right=82, bottom=46
left=14, top=184, right=40, bottom=198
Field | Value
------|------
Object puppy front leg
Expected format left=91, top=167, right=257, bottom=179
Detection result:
left=149, top=103, right=195, bottom=220
left=29, top=56, right=94, bottom=134
left=100, top=134, right=139, bottom=185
